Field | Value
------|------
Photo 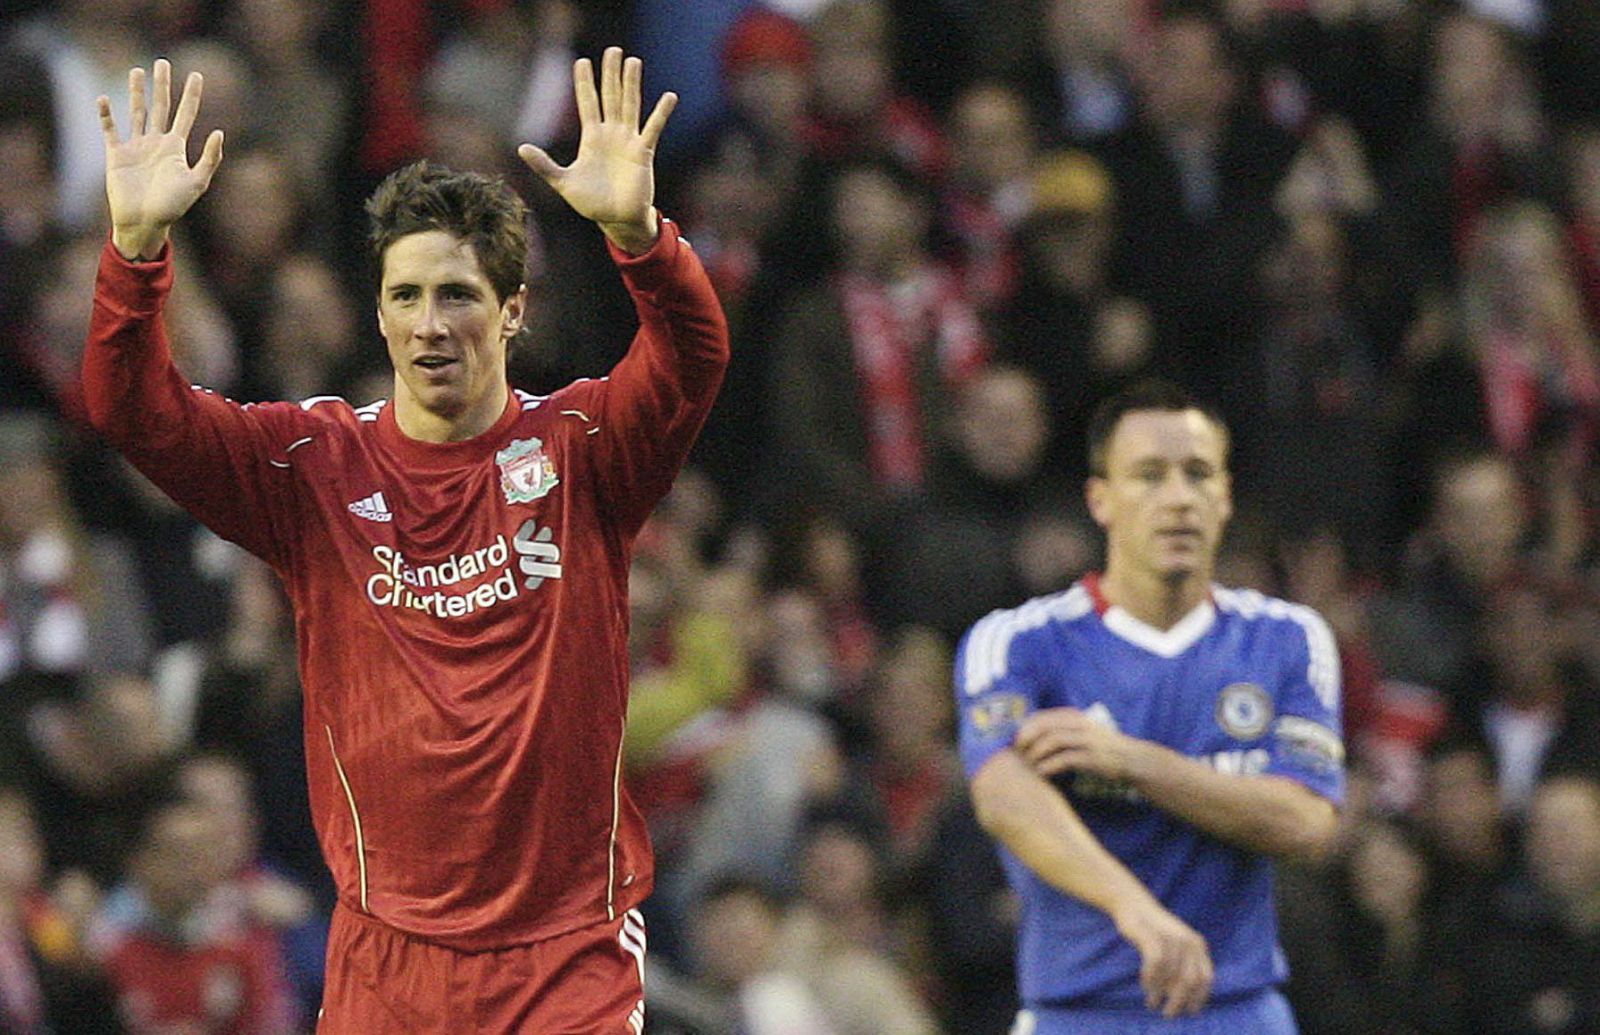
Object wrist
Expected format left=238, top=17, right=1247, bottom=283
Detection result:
left=112, top=226, right=170, bottom=262
left=599, top=210, right=659, bottom=256
left=1118, top=737, right=1166, bottom=788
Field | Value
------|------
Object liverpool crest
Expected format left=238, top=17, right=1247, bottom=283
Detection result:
left=497, top=438, right=559, bottom=504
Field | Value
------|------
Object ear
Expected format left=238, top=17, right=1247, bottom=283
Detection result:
left=376, top=304, right=387, bottom=339
left=1085, top=476, right=1111, bottom=529
left=500, top=285, right=528, bottom=340
left=1217, top=471, right=1234, bottom=527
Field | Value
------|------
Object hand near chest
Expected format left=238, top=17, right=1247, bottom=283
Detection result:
left=1015, top=707, right=1147, bottom=782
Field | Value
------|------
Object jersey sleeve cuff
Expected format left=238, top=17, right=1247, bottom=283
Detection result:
left=97, top=234, right=175, bottom=317
left=606, top=212, right=683, bottom=290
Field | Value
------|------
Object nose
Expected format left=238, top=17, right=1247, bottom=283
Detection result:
left=1157, top=469, right=1198, bottom=508
left=413, top=295, right=446, bottom=340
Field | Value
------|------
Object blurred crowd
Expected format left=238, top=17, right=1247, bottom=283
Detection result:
left=2, top=0, right=1600, bottom=1032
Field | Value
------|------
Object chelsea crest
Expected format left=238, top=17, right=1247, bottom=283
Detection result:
left=497, top=438, right=560, bottom=504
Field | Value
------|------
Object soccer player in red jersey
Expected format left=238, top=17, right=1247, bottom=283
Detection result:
left=83, top=47, right=728, bottom=1033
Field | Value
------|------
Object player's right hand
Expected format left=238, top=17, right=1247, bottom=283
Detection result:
left=98, top=59, right=224, bottom=261
left=1112, top=897, right=1214, bottom=1018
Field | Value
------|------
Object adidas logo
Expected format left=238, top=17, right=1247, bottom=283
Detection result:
left=347, top=491, right=393, bottom=523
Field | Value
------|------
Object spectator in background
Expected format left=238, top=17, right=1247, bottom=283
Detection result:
left=226, top=0, right=348, bottom=209
left=1460, top=200, right=1600, bottom=464
left=1324, top=817, right=1466, bottom=1034
left=258, top=253, right=366, bottom=401
left=0, top=673, right=173, bottom=892
left=801, top=0, right=945, bottom=181
left=92, top=798, right=296, bottom=1034
left=1417, top=737, right=1518, bottom=1011
left=768, top=511, right=878, bottom=703
left=1000, top=149, right=1157, bottom=479
left=879, top=366, right=1091, bottom=641
left=0, top=785, right=122, bottom=1034
left=7, top=0, right=148, bottom=231
left=0, top=416, right=152, bottom=680
left=669, top=876, right=838, bottom=1035
left=773, top=813, right=939, bottom=1035
left=1566, top=125, right=1600, bottom=330
left=19, top=230, right=236, bottom=425
left=1386, top=11, right=1554, bottom=288
left=941, top=81, right=1038, bottom=314
left=918, top=784, right=1018, bottom=1035
left=0, top=49, right=62, bottom=419
left=1103, top=6, right=1300, bottom=407
left=769, top=158, right=988, bottom=536
left=1022, top=0, right=1143, bottom=144
left=1465, top=773, right=1600, bottom=1034
left=1459, top=584, right=1600, bottom=814
left=1372, top=451, right=1530, bottom=691
left=857, top=627, right=959, bottom=872
left=189, top=557, right=322, bottom=895
left=1243, top=210, right=1392, bottom=559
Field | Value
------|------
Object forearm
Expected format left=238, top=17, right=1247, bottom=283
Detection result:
left=972, top=750, right=1160, bottom=920
left=1122, top=742, right=1337, bottom=859
left=83, top=239, right=186, bottom=446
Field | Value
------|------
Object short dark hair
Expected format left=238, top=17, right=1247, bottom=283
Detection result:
left=365, top=161, right=529, bottom=303
left=1086, top=379, right=1228, bottom=477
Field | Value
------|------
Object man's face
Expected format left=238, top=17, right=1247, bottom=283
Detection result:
left=1088, top=409, right=1232, bottom=583
left=377, top=230, right=523, bottom=432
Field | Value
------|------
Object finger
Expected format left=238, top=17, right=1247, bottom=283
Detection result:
left=517, top=143, right=566, bottom=188
left=97, top=95, right=119, bottom=147
left=1140, top=952, right=1165, bottom=1012
left=129, top=66, right=147, bottom=136
left=195, top=129, right=225, bottom=189
left=599, top=46, right=622, bottom=121
left=640, top=88, right=677, bottom=151
left=1170, top=944, right=1212, bottom=1017
left=572, top=57, right=600, bottom=127
left=1028, top=750, right=1079, bottom=776
left=172, top=71, right=204, bottom=140
left=620, top=55, right=642, bottom=128
left=150, top=58, right=172, bottom=134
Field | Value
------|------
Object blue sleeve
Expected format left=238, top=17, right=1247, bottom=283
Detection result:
left=1265, top=607, right=1346, bottom=804
left=954, top=610, right=1047, bottom=778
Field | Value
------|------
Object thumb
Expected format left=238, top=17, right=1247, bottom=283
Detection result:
left=517, top=143, right=564, bottom=188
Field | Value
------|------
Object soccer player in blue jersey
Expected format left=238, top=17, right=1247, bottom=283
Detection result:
left=955, top=380, right=1343, bottom=1034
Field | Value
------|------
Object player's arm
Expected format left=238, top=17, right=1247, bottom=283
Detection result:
left=970, top=749, right=1214, bottom=1018
left=84, top=61, right=300, bottom=567
left=1015, top=712, right=1339, bottom=860
left=517, top=47, right=729, bottom=532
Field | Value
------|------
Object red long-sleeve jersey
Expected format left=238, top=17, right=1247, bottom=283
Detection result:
left=83, top=219, right=729, bottom=950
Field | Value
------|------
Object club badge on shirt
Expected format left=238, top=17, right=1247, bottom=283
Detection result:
left=498, top=438, right=560, bottom=504
left=1216, top=682, right=1273, bottom=739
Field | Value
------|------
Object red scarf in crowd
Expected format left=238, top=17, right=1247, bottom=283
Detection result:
left=1480, top=326, right=1600, bottom=456
left=839, top=267, right=987, bottom=491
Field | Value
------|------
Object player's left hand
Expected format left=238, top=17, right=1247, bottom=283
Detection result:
left=517, top=46, right=677, bottom=254
left=1015, top=707, right=1140, bottom=781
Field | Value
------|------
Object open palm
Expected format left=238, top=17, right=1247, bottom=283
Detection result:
left=99, top=60, right=223, bottom=258
left=518, top=47, right=676, bottom=249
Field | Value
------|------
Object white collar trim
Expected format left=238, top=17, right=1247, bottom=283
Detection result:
left=1101, top=599, right=1216, bottom=658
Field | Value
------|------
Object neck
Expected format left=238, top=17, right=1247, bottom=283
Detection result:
left=1099, top=563, right=1210, bottom=630
left=393, top=382, right=509, bottom=443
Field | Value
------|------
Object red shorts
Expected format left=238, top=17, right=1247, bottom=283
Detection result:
left=317, top=904, right=647, bottom=1034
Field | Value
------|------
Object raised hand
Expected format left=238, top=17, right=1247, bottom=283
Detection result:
left=517, top=47, right=677, bottom=255
left=99, top=59, right=224, bottom=261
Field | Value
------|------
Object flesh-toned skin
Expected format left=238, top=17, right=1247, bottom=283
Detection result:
left=99, top=47, right=677, bottom=443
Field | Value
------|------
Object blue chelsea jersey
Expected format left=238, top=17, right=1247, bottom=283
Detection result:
left=955, top=576, right=1345, bottom=1011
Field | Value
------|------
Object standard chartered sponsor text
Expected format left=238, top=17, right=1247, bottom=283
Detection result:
left=366, top=537, right=520, bottom=617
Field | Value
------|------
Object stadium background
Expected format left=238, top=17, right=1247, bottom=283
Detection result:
left=1, top=0, right=1599, bottom=1031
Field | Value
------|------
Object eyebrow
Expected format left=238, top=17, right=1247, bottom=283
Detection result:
left=385, top=280, right=482, bottom=294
